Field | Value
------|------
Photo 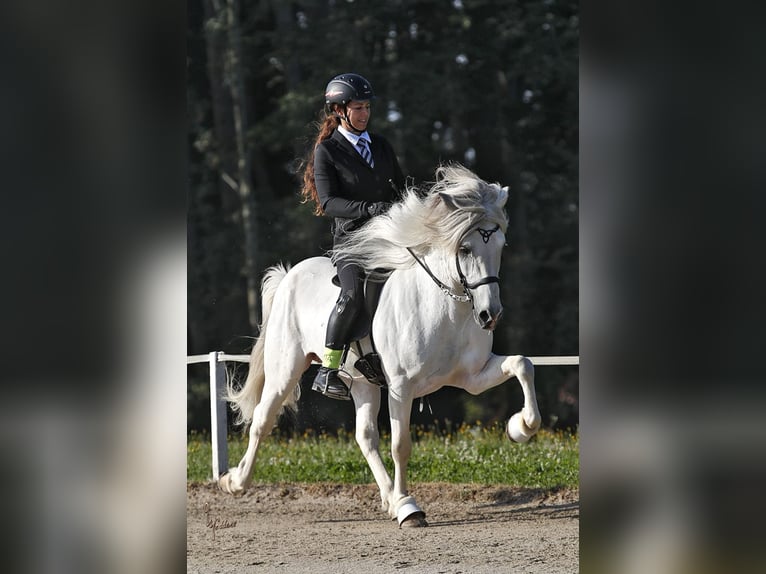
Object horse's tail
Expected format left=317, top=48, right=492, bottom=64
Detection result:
left=227, top=263, right=292, bottom=426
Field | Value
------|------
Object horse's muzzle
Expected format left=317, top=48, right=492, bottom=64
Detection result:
left=478, top=308, right=503, bottom=331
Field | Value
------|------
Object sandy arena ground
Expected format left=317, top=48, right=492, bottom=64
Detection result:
left=187, top=482, right=579, bottom=573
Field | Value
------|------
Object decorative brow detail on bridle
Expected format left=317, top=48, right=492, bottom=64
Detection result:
left=476, top=225, right=500, bottom=244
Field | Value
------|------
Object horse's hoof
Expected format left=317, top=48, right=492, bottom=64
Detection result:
left=506, top=412, right=536, bottom=443
left=400, top=512, right=428, bottom=528
left=217, top=472, right=231, bottom=492
left=217, top=471, right=245, bottom=496
left=397, top=500, right=426, bottom=527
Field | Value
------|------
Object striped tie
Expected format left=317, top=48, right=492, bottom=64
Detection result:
left=358, top=139, right=374, bottom=168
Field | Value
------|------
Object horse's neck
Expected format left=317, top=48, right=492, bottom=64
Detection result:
left=393, top=260, right=474, bottom=328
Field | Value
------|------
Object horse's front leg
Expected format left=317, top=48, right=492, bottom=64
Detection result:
left=351, top=381, right=393, bottom=514
left=387, top=386, right=428, bottom=527
left=461, top=354, right=541, bottom=439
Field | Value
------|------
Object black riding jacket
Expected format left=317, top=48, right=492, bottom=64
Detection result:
left=314, top=129, right=405, bottom=244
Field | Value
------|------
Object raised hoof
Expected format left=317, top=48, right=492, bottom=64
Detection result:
left=506, top=412, right=538, bottom=443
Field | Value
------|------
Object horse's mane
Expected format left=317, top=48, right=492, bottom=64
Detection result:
left=331, top=164, right=509, bottom=275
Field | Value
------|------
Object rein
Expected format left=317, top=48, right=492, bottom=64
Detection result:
left=406, top=224, right=501, bottom=305
left=407, top=247, right=472, bottom=302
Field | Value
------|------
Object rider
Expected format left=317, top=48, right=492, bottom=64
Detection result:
left=299, top=73, right=406, bottom=400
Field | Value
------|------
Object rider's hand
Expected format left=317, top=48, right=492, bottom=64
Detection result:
left=366, top=202, right=392, bottom=217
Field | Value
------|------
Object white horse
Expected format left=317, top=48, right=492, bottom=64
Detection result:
left=219, top=164, right=542, bottom=526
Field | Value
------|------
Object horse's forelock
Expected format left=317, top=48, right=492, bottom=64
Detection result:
left=424, top=167, right=508, bottom=250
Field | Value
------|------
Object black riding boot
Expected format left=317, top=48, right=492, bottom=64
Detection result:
left=312, top=285, right=362, bottom=400
left=311, top=365, right=351, bottom=400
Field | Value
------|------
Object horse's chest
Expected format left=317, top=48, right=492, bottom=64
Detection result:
left=375, top=276, right=491, bottom=381
left=390, top=325, right=490, bottom=388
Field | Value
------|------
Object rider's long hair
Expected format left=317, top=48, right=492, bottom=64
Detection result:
left=299, top=108, right=341, bottom=215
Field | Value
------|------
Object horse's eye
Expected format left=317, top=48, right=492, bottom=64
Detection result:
left=459, top=245, right=471, bottom=256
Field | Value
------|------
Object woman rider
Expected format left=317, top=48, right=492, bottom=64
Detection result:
left=299, top=73, right=405, bottom=400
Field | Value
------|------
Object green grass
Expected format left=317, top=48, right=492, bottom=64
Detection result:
left=187, top=423, right=579, bottom=489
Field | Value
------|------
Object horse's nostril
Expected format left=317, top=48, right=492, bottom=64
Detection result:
left=478, top=310, right=495, bottom=329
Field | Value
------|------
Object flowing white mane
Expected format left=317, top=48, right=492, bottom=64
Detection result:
left=331, top=164, right=509, bottom=274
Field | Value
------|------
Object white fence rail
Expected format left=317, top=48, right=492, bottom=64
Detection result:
left=187, top=352, right=579, bottom=480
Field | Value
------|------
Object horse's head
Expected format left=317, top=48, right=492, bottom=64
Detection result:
left=438, top=173, right=509, bottom=331
left=455, top=222, right=506, bottom=330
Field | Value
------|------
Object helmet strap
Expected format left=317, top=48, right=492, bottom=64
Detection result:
left=334, top=104, right=364, bottom=134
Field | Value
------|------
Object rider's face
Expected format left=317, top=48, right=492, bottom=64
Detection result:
left=342, top=100, right=371, bottom=131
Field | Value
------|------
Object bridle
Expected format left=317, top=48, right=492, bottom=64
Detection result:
left=406, top=224, right=501, bottom=306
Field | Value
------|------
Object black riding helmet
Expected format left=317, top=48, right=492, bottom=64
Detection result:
left=324, top=73, right=375, bottom=106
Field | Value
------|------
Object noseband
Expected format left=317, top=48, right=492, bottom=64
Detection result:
left=407, top=224, right=501, bottom=305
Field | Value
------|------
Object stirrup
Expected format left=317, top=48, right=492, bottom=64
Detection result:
left=311, top=367, right=351, bottom=401
left=354, top=352, right=387, bottom=387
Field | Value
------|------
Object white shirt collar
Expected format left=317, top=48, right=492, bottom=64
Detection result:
left=338, top=125, right=371, bottom=146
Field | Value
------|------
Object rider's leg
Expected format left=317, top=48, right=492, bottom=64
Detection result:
left=312, top=261, right=364, bottom=400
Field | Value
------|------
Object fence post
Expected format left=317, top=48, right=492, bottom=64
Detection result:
left=209, top=351, right=229, bottom=480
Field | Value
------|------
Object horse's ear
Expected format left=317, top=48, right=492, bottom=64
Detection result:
left=439, top=192, right=459, bottom=211
left=496, top=185, right=509, bottom=208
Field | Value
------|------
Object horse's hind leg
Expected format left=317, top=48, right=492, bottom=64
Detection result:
left=219, top=353, right=308, bottom=495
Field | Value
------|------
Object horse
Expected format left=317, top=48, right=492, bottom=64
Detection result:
left=219, top=164, right=542, bottom=526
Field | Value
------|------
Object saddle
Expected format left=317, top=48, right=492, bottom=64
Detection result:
left=331, top=272, right=388, bottom=387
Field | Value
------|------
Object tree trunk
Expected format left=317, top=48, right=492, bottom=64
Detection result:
left=202, top=0, right=237, bottom=209
left=225, top=0, right=260, bottom=330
